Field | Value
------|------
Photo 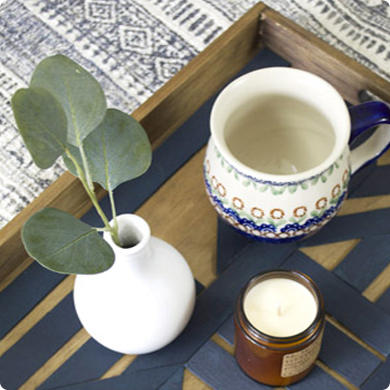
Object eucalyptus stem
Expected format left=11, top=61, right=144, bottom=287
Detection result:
left=108, top=187, right=120, bottom=246
left=85, top=186, right=112, bottom=234
left=78, top=140, right=94, bottom=191
left=65, top=149, right=113, bottom=233
left=95, top=227, right=109, bottom=232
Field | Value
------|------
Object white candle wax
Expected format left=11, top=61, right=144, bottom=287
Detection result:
left=243, top=278, right=318, bottom=338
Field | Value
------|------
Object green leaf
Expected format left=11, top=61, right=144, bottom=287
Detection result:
left=30, top=54, right=107, bottom=146
left=271, top=187, right=283, bottom=195
left=300, top=182, right=309, bottom=190
left=266, top=219, right=277, bottom=227
left=64, top=109, right=152, bottom=190
left=22, top=208, right=115, bottom=274
left=275, top=219, right=287, bottom=227
left=259, top=185, right=269, bottom=192
left=11, top=87, right=67, bottom=169
left=311, top=176, right=319, bottom=185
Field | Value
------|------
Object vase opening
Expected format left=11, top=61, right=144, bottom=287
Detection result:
left=119, top=233, right=141, bottom=249
left=110, top=214, right=150, bottom=252
left=118, top=223, right=144, bottom=249
left=104, top=214, right=151, bottom=254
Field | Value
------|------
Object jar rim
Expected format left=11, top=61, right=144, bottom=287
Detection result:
left=236, top=269, right=325, bottom=347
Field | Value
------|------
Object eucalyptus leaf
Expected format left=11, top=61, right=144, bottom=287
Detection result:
left=11, top=87, right=67, bottom=169
left=22, top=208, right=114, bottom=274
left=64, top=109, right=152, bottom=191
left=12, top=55, right=154, bottom=276
left=30, top=54, right=107, bottom=146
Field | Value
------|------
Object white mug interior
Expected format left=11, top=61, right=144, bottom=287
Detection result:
left=210, top=67, right=350, bottom=182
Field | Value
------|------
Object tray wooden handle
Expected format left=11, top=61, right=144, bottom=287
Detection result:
left=261, top=7, right=390, bottom=104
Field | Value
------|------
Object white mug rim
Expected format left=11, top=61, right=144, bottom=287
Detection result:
left=210, top=67, right=351, bottom=183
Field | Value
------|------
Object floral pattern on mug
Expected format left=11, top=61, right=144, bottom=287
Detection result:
left=205, top=177, right=347, bottom=243
left=270, top=209, right=285, bottom=220
left=342, top=169, right=349, bottom=184
left=294, top=206, right=307, bottom=218
left=211, top=175, right=227, bottom=198
left=332, top=184, right=341, bottom=198
left=233, top=197, right=244, bottom=210
left=203, top=163, right=348, bottom=242
left=316, top=197, right=328, bottom=210
left=213, top=145, right=346, bottom=194
left=251, top=207, right=264, bottom=219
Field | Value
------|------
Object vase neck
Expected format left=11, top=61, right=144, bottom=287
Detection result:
left=103, top=214, right=152, bottom=271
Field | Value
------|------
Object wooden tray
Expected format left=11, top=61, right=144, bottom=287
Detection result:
left=2, top=2, right=390, bottom=285
left=1, top=3, right=390, bottom=390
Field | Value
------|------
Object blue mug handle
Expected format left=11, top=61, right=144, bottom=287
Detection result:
left=349, top=101, right=390, bottom=174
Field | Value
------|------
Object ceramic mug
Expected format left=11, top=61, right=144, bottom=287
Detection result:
left=204, top=67, right=390, bottom=242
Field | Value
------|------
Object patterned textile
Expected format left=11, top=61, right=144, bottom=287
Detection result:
left=0, top=0, right=389, bottom=229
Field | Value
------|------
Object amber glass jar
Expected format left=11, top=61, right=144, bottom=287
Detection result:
left=234, top=270, right=325, bottom=387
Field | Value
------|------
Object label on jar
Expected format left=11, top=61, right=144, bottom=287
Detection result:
left=281, top=332, right=323, bottom=378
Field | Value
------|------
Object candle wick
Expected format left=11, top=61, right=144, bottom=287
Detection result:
left=276, top=301, right=282, bottom=317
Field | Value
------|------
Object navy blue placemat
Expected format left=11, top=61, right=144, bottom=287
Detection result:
left=361, top=359, right=390, bottom=390
left=0, top=294, right=81, bottom=390
left=217, top=315, right=382, bottom=388
left=333, top=234, right=390, bottom=292
left=282, top=252, right=390, bottom=356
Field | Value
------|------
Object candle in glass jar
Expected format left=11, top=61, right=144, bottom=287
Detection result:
left=235, top=270, right=325, bottom=387
left=243, top=277, right=318, bottom=337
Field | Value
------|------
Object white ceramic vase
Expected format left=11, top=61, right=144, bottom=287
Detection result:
left=73, top=214, right=196, bottom=355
